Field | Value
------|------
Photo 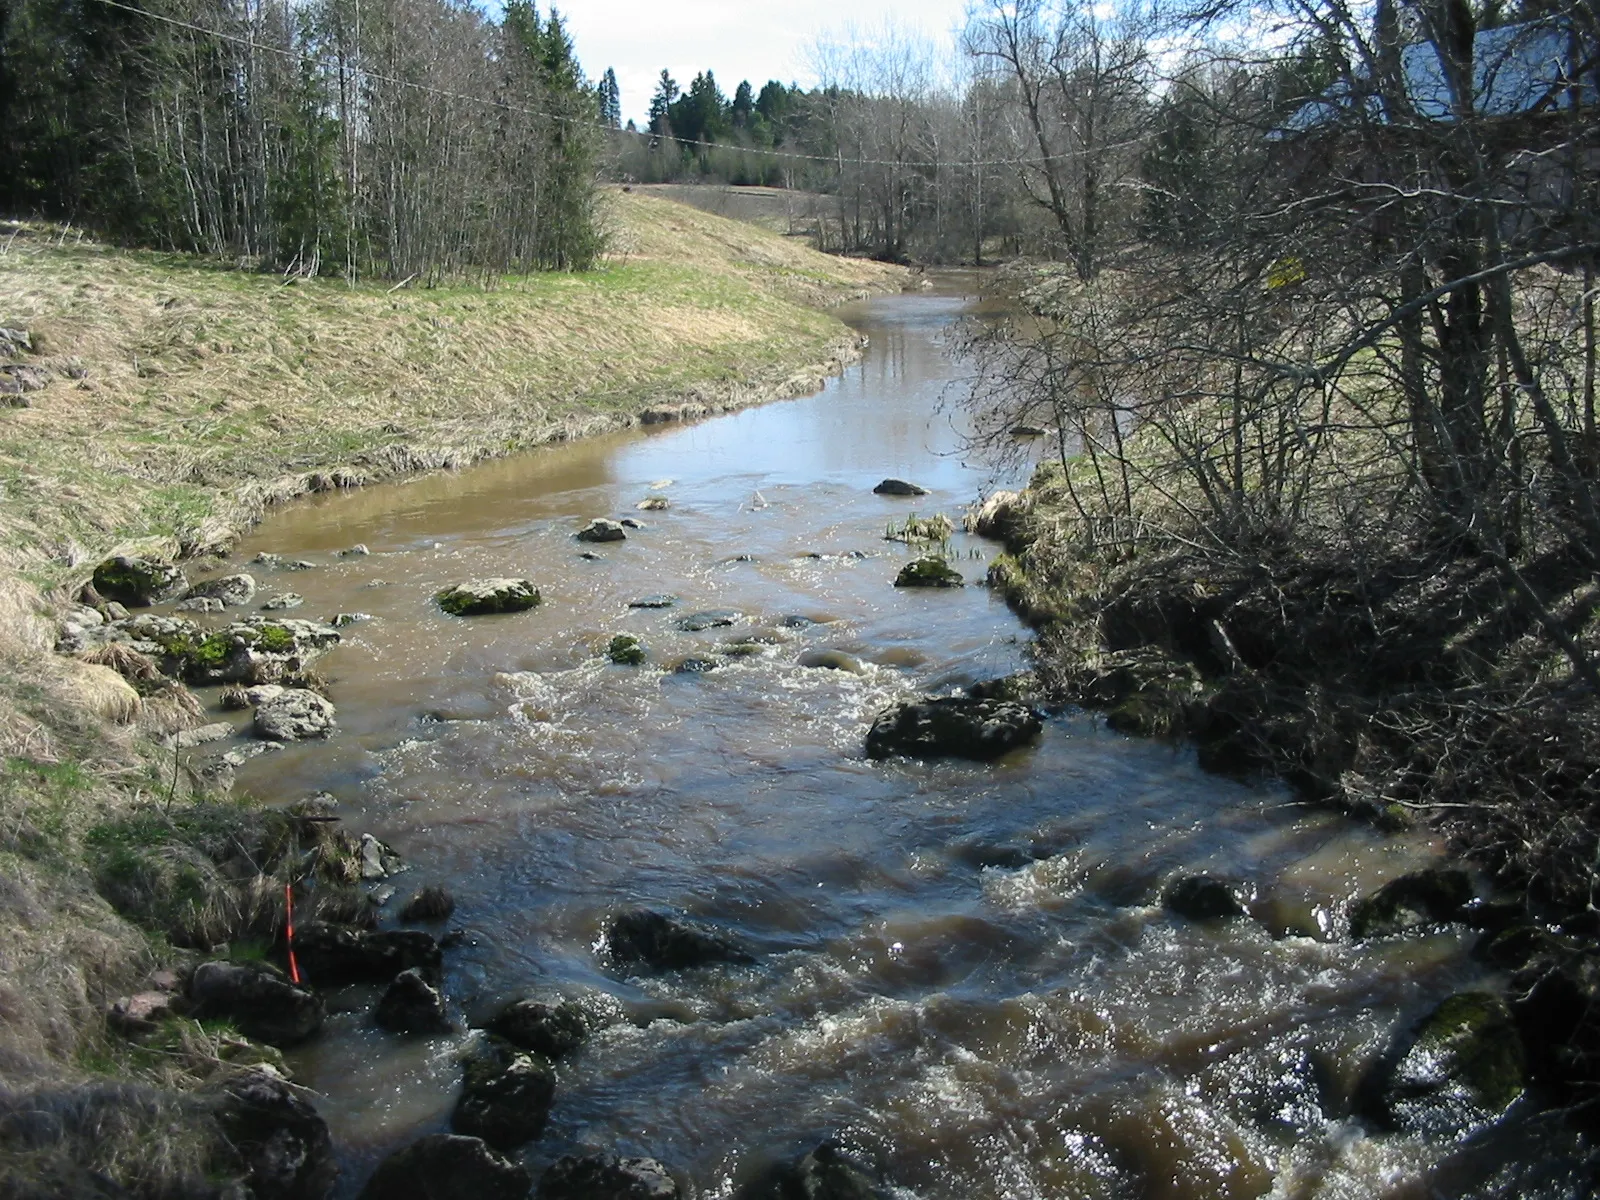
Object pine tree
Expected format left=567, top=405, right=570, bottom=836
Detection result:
left=599, top=67, right=621, bottom=128
left=648, top=70, right=679, bottom=134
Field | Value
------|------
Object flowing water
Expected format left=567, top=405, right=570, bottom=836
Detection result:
left=204, top=281, right=1551, bottom=1197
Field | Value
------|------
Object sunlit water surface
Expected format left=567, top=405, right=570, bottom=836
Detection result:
left=189, top=281, right=1569, bottom=1198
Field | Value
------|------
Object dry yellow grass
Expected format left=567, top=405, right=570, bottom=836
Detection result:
left=0, top=188, right=904, bottom=586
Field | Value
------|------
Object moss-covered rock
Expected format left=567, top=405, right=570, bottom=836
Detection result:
left=894, top=557, right=964, bottom=588
left=607, top=634, right=646, bottom=665
left=1366, top=991, right=1525, bottom=1135
left=91, top=555, right=188, bottom=607
left=1349, top=868, right=1474, bottom=939
left=865, top=696, right=1041, bottom=761
left=436, top=579, right=541, bottom=616
left=452, top=1035, right=557, bottom=1151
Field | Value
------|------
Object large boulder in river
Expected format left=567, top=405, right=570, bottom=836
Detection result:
left=577, top=519, right=627, bottom=543
left=605, top=910, right=754, bottom=971
left=873, top=478, right=928, bottom=497
left=734, top=1143, right=890, bottom=1200
left=894, top=557, right=963, bottom=588
left=1361, top=991, right=1525, bottom=1136
left=451, top=1034, right=557, bottom=1151
left=376, top=968, right=451, bottom=1034
left=295, top=924, right=441, bottom=984
left=1349, top=868, right=1474, bottom=939
left=253, top=688, right=336, bottom=741
left=187, top=961, right=323, bottom=1047
left=91, top=555, right=189, bottom=606
left=1163, top=875, right=1249, bottom=921
left=182, top=573, right=257, bottom=607
left=539, top=1155, right=680, bottom=1200
left=865, top=696, right=1041, bottom=762
left=359, top=1134, right=531, bottom=1200
left=487, top=997, right=591, bottom=1059
left=437, top=578, right=541, bottom=616
left=214, top=1069, right=337, bottom=1200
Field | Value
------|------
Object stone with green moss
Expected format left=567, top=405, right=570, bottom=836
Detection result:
left=894, top=557, right=964, bottom=588
left=436, top=578, right=541, bottom=616
left=1373, top=991, right=1525, bottom=1134
left=1349, top=868, right=1474, bottom=939
left=92, top=554, right=188, bottom=607
left=608, top=634, right=646, bottom=665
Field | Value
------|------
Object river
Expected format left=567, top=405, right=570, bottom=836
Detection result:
left=214, top=280, right=1533, bottom=1198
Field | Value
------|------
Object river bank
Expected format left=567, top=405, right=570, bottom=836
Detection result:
left=982, top=457, right=1600, bottom=1151
left=0, top=193, right=904, bottom=1194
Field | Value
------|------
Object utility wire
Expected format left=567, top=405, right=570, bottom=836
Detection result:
left=85, top=0, right=1143, bottom=171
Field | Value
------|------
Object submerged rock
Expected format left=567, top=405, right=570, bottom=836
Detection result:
left=376, top=968, right=450, bottom=1034
left=538, top=1155, right=679, bottom=1200
left=797, top=649, right=864, bottom=673
left=451, top=1035, right=557, bottom=1151
left=261, top=593, right=304, bottom=611
left=1349, top=868, right=1474, bottom=939
left=637, top=496, right=671, bottom=511
left=608, top=634, right=646, bottom=665
left=214, top=1069, right=337, bottom=1200
left=400, top=886, right=456, bottom=923
left=253, top=688, right=336, bottom=741
left=894, top=557, right=963, bottom=588
left=187, top=961, right=323, bottom=1047
left=486, top=997, right=591, bottom=1060
left=1164, top=875, right=1250, bottom=921
left=359, top=1135, right=530, bottom=1200
left=873, top=478, right=928, bottom=497
left=577, top=519, right=627, bottom=543
left=91, top=554, right=188, bottom=606
left=734, top=1143, right=890, bottom=1200
left=628, top=594, right=678, bottom=609
left=183, top=573, right=257, bottom=607
left=677, top=609, right=740, bottom=631
left=605, top=910, right=754, bottom=971
left=671, top=656, right=722, bottom=674
left=1363, top=991, right=1525, bottom=1135
left=865, top=697, right=1041, bottom=762
left=436, top=578, right=541, bottom=616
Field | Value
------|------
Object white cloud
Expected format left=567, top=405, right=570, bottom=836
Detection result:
left=558, top=0, right=971, bottom=124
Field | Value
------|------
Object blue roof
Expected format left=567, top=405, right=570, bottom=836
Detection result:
left=1281, top=19, right=1596, bottom=133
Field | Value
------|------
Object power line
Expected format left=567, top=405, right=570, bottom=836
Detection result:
left=84, top=0, right=1140, bottom=171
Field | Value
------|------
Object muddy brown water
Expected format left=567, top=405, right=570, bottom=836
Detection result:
left=191, top=281, right=1559, bottom=1197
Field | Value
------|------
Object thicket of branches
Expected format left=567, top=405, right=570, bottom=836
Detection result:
left=961, top=0, right=1600, bottom=911
left=0, top=0, right=604, bottom=279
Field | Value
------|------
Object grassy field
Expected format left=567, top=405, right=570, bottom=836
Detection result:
left=0, top=188, right=903, bottom=589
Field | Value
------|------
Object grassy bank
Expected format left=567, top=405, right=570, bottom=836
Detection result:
left=0, top=188, right=903, bottom=588
left=0, top=191, right=904, bottom=1191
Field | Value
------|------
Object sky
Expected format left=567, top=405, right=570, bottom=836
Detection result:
left=558, top=0, right=973, bottom=126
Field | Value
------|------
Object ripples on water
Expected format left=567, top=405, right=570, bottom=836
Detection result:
left=203, top=284, right=1573, bottom=1198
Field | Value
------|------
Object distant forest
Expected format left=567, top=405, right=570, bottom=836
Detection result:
left=2, top=0, right=1595, bottom=273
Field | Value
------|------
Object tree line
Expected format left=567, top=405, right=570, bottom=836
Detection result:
left=959, top=0, right=1600, bottom=916
left=0, top=0, right=604, bottom=281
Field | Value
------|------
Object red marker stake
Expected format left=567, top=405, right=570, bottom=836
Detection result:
left=285, top=883, right=302, bottom=984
